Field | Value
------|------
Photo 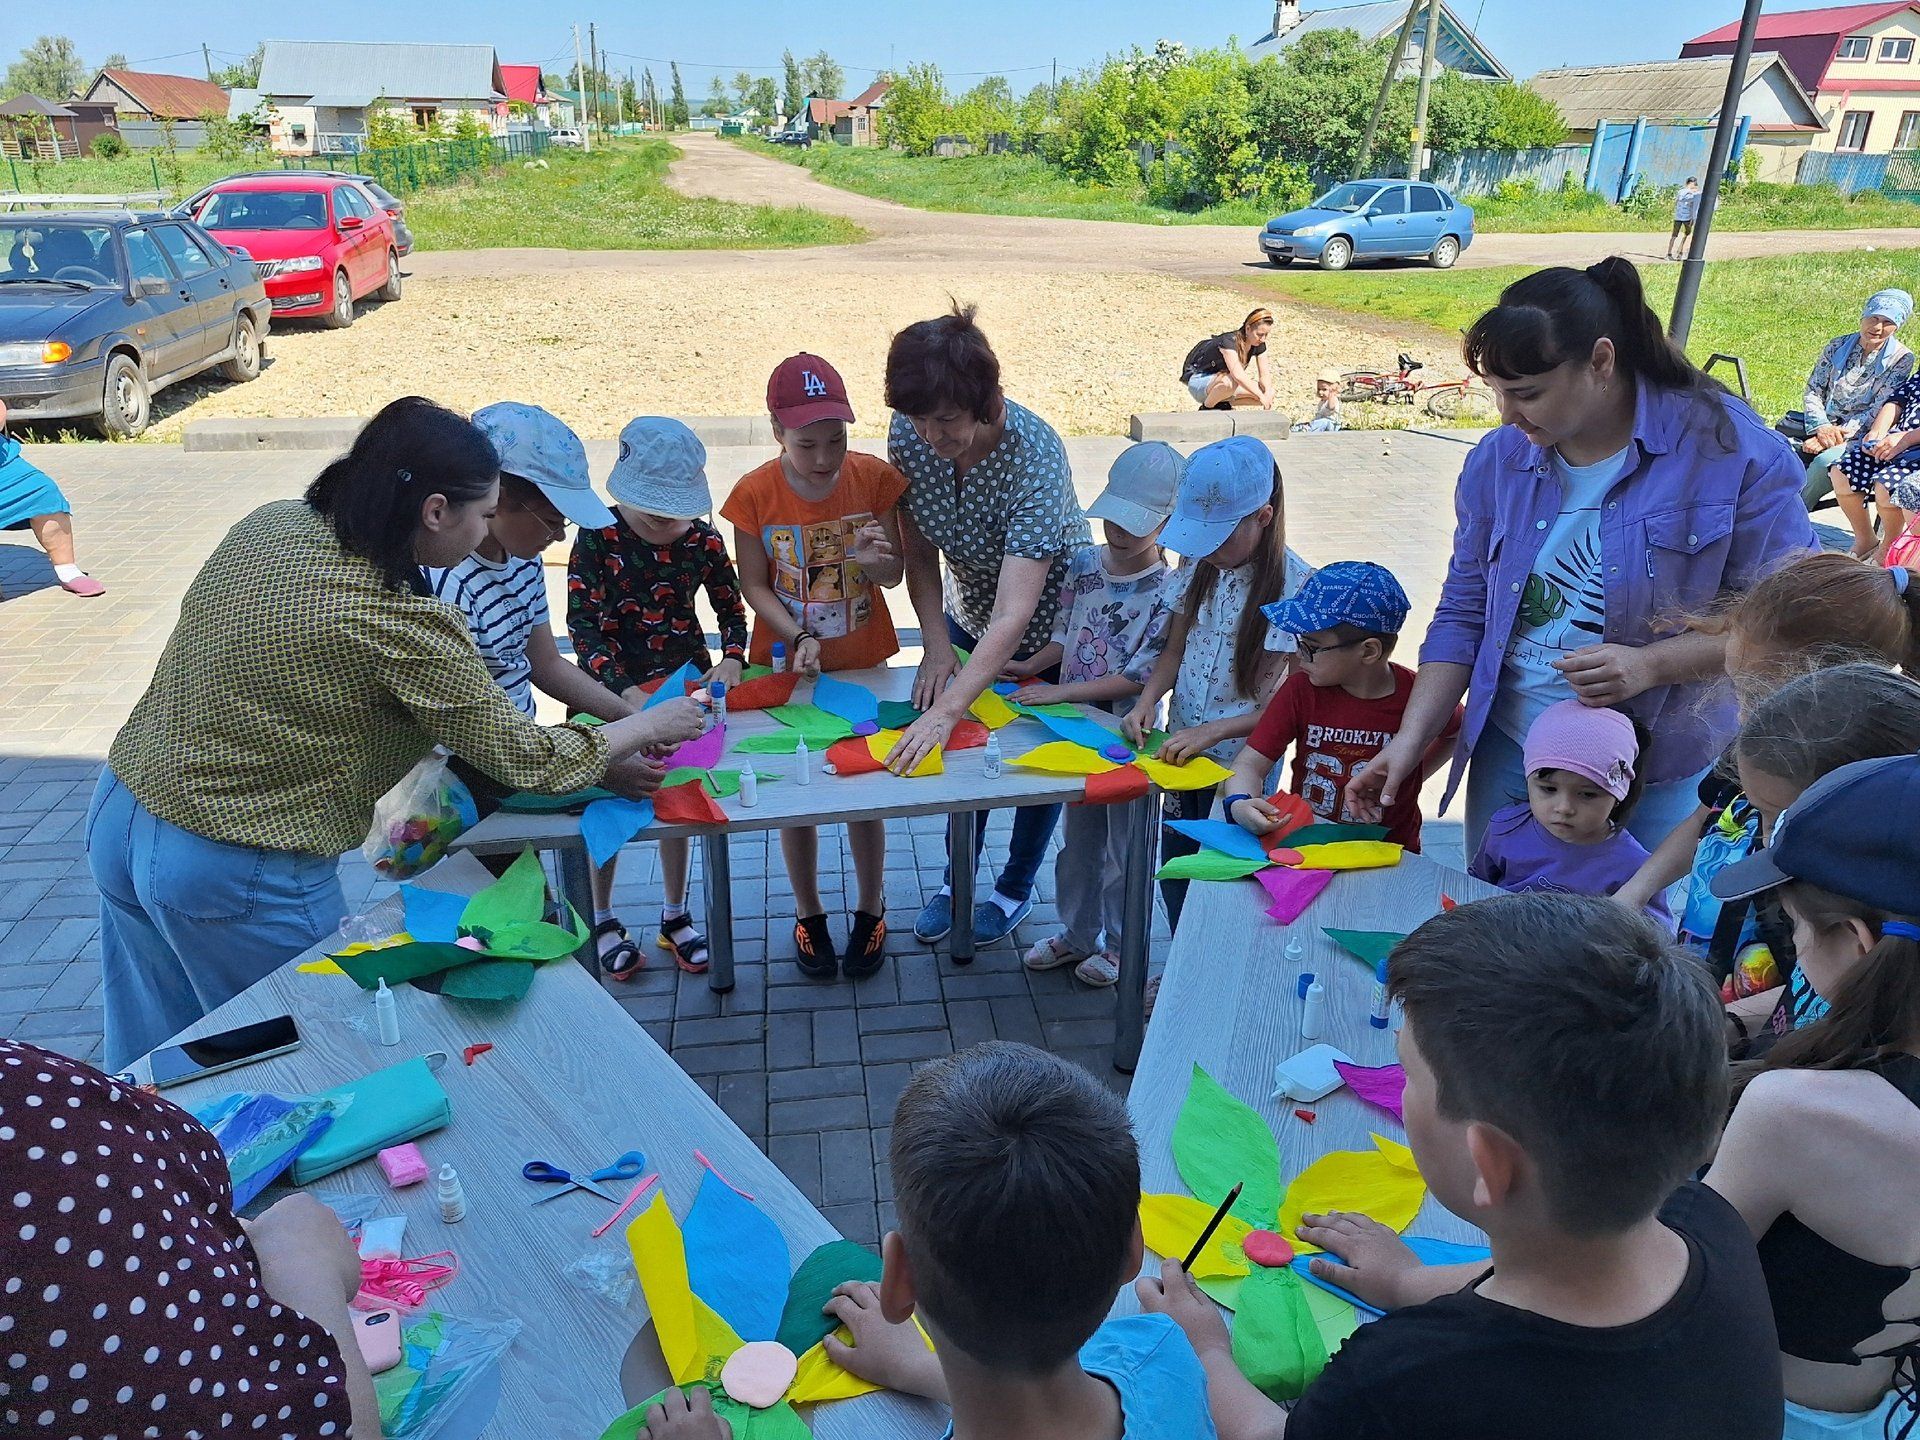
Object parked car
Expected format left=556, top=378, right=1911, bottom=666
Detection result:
left=1259, top=180, right=1475, bottom=272
left=193, top=174, right=402, bottom=329
left=178, top=172, right=414, bottom=256
left=0, top=211, right=269, bottom=438
left=549, top=128, right=584, bottom=148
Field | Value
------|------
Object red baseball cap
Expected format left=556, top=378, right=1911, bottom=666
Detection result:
left=767, top=353, right=856, bottom=429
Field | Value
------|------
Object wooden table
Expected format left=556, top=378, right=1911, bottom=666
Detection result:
left=456, top=664, right=1164, bottom=1070
left=135, top=853, right=947, bottom=1440
left=1115, top=851, right=1502, bottom=1317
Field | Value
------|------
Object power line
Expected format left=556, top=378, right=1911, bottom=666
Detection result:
left=599, top=46, right=1060, bottom=79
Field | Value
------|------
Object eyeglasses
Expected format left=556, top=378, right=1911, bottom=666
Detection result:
left=500, top=497, right=569, bottom=536
left=1296, top=635, right=1368, bottom=661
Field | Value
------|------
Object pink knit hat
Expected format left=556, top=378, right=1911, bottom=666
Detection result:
left=1524, top=700, right=1639, bottom=801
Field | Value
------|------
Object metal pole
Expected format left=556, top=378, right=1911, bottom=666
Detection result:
left=1112, top=791, right=1157, bottom=1074
left=1355, top=0, right=1423, bottom=179
left=573, top=24, right=591, bottom=152
left=1671, top=0, right=1764, bottom=347
left=588, top=24, right=599, bottom=141
left=1408, top=0, right=1443, bottom=179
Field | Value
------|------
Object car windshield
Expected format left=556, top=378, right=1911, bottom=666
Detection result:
left=0, top=223, right=122, bottom=287
left=1310, top=183, right=1382, bottom=213
left=199, top=189, right=330, bottom=230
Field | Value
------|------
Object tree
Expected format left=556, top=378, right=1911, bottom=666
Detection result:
left=801, top=50, right=844, bottom=100
left=642, top=68, right=659, bottom=126
left=878, top=62, right=947, bottom=154
left=3, top=35, right=86, bottom=101
left=213, top=43, right=263, bottom=89
left=542, top=72, right=570, bottom=94
left=733, top=71, right=755, bottom=110
left=748, top=76, right=778, bottom=120
left=781, top=49, right=803, bottom=119
left=704, top=75, right=729, bottom=117
left=669, top=63, right=689, bottom=128
left=101, top=52, right=128, bottom=70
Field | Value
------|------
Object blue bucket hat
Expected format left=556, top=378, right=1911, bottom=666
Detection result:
left=471, top=401, right=613, bottom=529
left=1161, top=435, right=1274, bottom=557
left=1262, top=560, right=1410, bottom=637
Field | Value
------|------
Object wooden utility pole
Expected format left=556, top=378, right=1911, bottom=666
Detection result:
left=1408, top=0, right=1443, bottom=179
left=202, top=44, right=215, bottom=82
left=1353, top=0, right=1422, bottom=179
left=573, top=23, right=591, bottom=151
left=587, top=23, right=599, bottom=139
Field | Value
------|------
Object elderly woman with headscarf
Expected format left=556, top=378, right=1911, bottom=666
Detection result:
left=1796, top=287, right=1915, bottom=555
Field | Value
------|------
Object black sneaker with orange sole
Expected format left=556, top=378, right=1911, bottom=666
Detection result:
left=843, top=910, right=888, bottom=980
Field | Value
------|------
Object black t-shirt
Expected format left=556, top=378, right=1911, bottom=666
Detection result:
left=1284, top=1183, right=1784, bottom=1440
left=1181, top=331, right=1266, bottom=379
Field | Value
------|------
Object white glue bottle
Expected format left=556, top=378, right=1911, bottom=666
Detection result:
left=374, top=978, right=400, bottom=1046
left=794, top=738, right=811, bottom=786
left=982, top=732, right=1002, bottom=779
left=738, top=765, right=759, bottom=808
left=1300, top=978, right=1329, bottom=1041
left=437, top=1164, right=467, bottom=1223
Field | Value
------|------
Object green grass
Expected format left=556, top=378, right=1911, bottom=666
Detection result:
left=728, top=135, right=1270, bottom=226
left=1472, top=181, right=1920, bottom=233
left=0, top=149, right=236, bottom=203
left=1257, top=250, right=1920, bottom=419
left=407, top=138, right=864, bottom=250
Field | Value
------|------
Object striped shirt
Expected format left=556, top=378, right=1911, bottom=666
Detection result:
left=425, top=552, right=548, bottom=715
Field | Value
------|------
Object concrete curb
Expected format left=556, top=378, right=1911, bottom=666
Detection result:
left=182, top=415, right=781, bottom=453
left=1129, top=410, right=1294, bottom=443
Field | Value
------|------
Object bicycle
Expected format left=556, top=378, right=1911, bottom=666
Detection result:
left=1339, top=353, right=1498, bottom=420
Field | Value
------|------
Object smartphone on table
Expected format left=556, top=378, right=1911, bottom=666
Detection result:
left=148, top=1015, right=302, bottom=1088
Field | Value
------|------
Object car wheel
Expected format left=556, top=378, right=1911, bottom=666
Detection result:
left=1318, top=237, right=1353, bottom=272
left=375, top=250, right=402, bottom=302
left=320, top=270, right=355, bottom=329
left=96, top=353, right=150, bottom=439
left=219, top=314, right=261, bottom=383
left=1267, top=254, right=1293, bottom=268
left=1429, top=235, right=1461, bottom=270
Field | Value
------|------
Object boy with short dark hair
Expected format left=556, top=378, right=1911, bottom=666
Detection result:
left=1225, top=560, right=1458, bottom=851
left=1139, top=892, right=1785, bottom=1440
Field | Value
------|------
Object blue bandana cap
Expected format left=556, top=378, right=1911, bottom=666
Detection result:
left=1864, top=289, right=1914, bottom=328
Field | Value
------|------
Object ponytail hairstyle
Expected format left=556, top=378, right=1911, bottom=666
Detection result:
left=1733, top=884, right=1920, bottom=1100
left=1463, top=257, right=1733, bottom=448
left=1186, top=462, right=1289, bottom=698
left=1238, top=307, right=1275, bottom=361
left=305, top=396, right=499, bottom=593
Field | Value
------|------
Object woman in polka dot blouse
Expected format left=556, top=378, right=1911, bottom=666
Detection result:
left=0, top=1038, right=379, bottom=1437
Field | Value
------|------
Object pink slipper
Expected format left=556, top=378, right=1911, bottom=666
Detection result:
left=59, top=574, right=105, bottom=597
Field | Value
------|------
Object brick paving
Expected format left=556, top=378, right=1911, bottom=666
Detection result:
left=0, top=430, right=1486, bottom=1246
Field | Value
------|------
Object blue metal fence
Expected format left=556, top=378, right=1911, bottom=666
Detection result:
left=1435, top=120, right=1728, bottom=200
left=1798, top=150, right=1889, bottom=194
left=1432, top=144, right=1589, bottom=196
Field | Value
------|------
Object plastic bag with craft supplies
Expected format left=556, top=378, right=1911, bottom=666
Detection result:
left=362, top=749, right=481, bottom=880
left=372, top=1310, right=522, bottom=1440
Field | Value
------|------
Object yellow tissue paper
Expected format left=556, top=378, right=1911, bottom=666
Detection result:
left=787, top=1319, right=933, bottom=1403
left=1285, top=841, right=1404, bottom=872
left=300, top=932, right=414, bottom=975
left=626, top=1193, right=745, bottom=1386
left=968, top=689, right=1019, bottom=730
left=1010, top=742, right=1120, bottom=776
left=1279, top=1133, right=1426, bottom=1254
left=297, top=958, right=347, bottom=975
left=1140, top=1192, right=1254, bottom=1279
left=1136, top=754, right=1234, bottom=792
left=866, top=730, right=942, bottom=777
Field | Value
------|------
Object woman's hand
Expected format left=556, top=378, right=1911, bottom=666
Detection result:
left=1869, top=432, right=1900, bottom=462
left=636, top=696, right=708, bottom=748
left=603, top=751, right=669, bottom=799
left=1230, top=796, right=1283, bottom=835
left=1814, top=423, right=1847, bottom=451
left=1555, top=643, right=1654, bottom=706
left=884, top=708, right=956, bottom=776
left=1345, top=734, right=1427, bottom=822
left=821, top=1282, right=946, bottom=1401
left=1008, top=681, right=1059, bottom=707
left=912, top=647, right=960, bottom=710
left=794, top=634, right=823, bottom=679
left=1134, top=1260, right=1231, bottom=1359
left=1297, top=1212, right=1425, bottom=1313
left=1156, top=724, right=1217, bottom=766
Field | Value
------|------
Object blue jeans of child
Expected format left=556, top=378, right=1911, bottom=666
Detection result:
left=942, top=614, right=1063, bottom=904
left=89, top=769, right=346, bottom=1072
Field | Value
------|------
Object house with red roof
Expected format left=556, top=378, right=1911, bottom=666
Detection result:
left=1681, top=2, right=1920, bottom=154
left=497, top=63, right=560, bottom=127
left=77, top=68, right=230, bottom=122
left=800, top=80, right=891, bottom=145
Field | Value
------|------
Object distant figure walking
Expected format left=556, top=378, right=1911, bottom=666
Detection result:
left=1667, top=177, right=1701, bottom=261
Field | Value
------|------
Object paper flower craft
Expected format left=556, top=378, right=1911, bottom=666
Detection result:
left=325, top=849, right=586, bottom=1002
left=1152, top=810, right=1404, bottom=924
left=600, top=1175, right=917, bottom=1439
left=1005, top=725, right=1233, bottom=802
left=1140, top=1064, right=1434, bottom=1401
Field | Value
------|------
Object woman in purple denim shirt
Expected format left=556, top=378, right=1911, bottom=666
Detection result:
left=1347, top=260, right=1815, bottom=855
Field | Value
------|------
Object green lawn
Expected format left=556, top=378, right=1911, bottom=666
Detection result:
left=1, top=149, right=236, bottom=203
left=1472, top=181, right=1920, bottom=233
left=407, top=138, right=864, bottom=250
left=1258, top=250, right=1920, bottom=419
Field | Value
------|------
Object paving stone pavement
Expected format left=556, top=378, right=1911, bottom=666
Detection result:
left=0, top=430, right=1476, bottom=1247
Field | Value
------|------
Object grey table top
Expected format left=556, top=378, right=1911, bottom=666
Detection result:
left=134, top=852, right=945, bottom=1439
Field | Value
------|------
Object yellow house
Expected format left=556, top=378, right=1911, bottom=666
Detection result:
left=1682, top=2, right=1920, bottom=154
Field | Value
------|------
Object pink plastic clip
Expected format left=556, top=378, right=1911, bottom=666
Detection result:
left=590, top=1172, right=660, bottom=1239
left=377, top=1142, right=430, bottom=1188
left=694, top=1148, right=756, bottom=1202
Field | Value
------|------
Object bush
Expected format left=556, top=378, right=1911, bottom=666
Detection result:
left=89, top=132, right=127, bottom=160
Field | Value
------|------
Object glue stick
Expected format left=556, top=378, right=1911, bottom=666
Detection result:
left=771, top=641, right=787, bottom=674
left=1300, top=978, right=1329, bottom=1041
left=795, top=738, right=811, bottom=785
left=1369, top=959, right=1391, bottom=1029
left=709, top=681, right=727, bottom=730
left=437, top=1164, right=467, bottom=1223
left=374, top=978, right=400, bottom=1046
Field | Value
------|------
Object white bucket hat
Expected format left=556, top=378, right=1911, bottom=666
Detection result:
left=606, top=417, right=711, bottom=519
left=471, top=401, right=613, bottom=529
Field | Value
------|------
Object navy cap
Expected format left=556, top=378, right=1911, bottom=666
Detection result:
left=1262, top=560, right=1410, bottom=637
left=1710, top=752, right=1920, bottom=913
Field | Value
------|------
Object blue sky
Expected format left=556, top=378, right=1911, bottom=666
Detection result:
left=32, top=0, right=1754, bottom=89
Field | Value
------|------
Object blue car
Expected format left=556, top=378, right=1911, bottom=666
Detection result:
left=1259, top=179, right=1475, bottom=272
left=0, top=210, right=270, bottom=438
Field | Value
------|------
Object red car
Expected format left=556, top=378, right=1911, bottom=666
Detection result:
left=193, top=174, right=402, bottom=328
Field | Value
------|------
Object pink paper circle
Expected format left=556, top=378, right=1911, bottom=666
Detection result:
left=719, top=1340, right=798, bottom=1409
left=455, top=936, right=485, bottom=952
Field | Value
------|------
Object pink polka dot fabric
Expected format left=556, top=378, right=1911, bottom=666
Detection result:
left=0, top=1039, right=348, bottom=1437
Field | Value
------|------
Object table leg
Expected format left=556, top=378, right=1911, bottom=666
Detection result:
left=1112, top=791, right=1156, bottom=1074
left=557, top=840, right=597, bottom=975
left=948, top=808, right=976, bottom=965
left=702, top=831, right=735, bottom=994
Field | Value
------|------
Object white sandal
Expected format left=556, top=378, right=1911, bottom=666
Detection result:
left=1074, top=951, right=1120, bottom=988
left=1024, top=934, right=1092, bottom=972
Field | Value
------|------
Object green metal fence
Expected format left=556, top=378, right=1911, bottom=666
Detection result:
left=280, top=129, right=548, bottom=193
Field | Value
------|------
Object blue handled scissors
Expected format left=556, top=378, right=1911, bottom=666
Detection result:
left=521, top=1148, right=647, bottom=1205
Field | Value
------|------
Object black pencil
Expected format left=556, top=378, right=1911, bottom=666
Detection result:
left=1180, top=1183, right=1243, bottom=1271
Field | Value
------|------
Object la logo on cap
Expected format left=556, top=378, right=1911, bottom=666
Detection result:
left=802, top=370, right=828, bottom=398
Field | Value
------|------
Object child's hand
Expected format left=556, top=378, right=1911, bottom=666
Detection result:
left=1156, top=725, right=1214, bottom=766
left=1008, top=681, right=1058, bottom=707
left=1119, top=699, right=1156, bottom=747
left=848, top=521, right=894, bottom=571
left=1229, top=796, right=1283, bottom=834
left=794, top=634, right=823, bottom=678
left=1134, top=1261, right=1231, bottom=1359
left=821, top=1282, right=948, bottom=1401
left=631, top=1384, right=733, bottom=1440
left=999, top=657, right=1033, bottom=681
left=705, top=657, right=743, bottom=689
left=1297, top=1212, right=1424, bottom=1312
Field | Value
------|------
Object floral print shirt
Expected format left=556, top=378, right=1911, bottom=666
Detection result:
left=1803, top=332, right=1915, bottom=437
left=1051, top=546, right=1179, bottom=710
left=566, top=515, right=749, bottom=692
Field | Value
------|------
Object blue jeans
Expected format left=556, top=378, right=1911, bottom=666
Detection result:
left=89, top=769, right=346, bottom=1071
left=944, top=614, right=1063, bottom=904
left=1463, top=721, right=1708, bottom=862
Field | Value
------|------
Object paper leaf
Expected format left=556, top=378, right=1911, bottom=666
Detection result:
left=666, top=722, right=727, bottom=772
left=459, top=847, right=547, bottom=940
left=875, top=699, right=923, bottom=731
left=642, top=660, right=702, bottom=711
left=1019, top=706, right=1135, bottom=758
left=1166, top=819, right=1273, bottom=865
left=1287, top=840, right=1403, bottom=871
left=1262, top=792, right=1318, bottom=846
left=1231, top=1266, right=1329, bottom=1402
left=1009, top=741, right=1118, bottom=776
left=483, top=915, right=586, bottom=962
left=1135, top=754, right=1234, bottom=791
left=765, top=703, right=854, bottom=747
left=1284, top=822, right=1391, bottom=847
left=1256, top=867, right=1334, bottom=924
left=1322, top=928, right=1405, bottom=968
left=945, top=719, right=990, bottom=751
left=625, top=1195, right=745, bottom=1387
left=727, top=671, right=799, bottom=711
left=682, top=1170, right=790, bottom=1343
left=1300, top=1275, right=1363, bottom=1356
left=1292, top=1236, right=1491, bottom=1317
left=811, top=673, right=881, bottom=731
left=1084, top=764, right=1151, bottom=805
left=700, top=769, right=747, bottom=799
left=438, top=959, right=535, bottom=1001
left=1154, top=852, right=1270, bottom=882
left=1172, top=1064, right=1281, bottom=1228
left=581, top=797, right=656, bottom=868
left=776, top=1239, right=884, bottom=1357
left=653, top=779, right=729, bottom=827
left=826, top=735, right=887, bottom=777
left=1278, top=1134, right=1426, bottom=1255
left=1140, top=1192, right=1254, bottom=1280
left=399, top=886, right=466, bottom=944
left=1333, top=1061, right=1406, bottom=1123
left=332, top=941, right=478, bottom=990
left=967, top=689, right=1019, bottom=730
left=789, top=1322, right=934, bottom=1406
left=733, top=733, right=804, bottom=755
left=500, top=786, right=616, bottom=814
left=871, top=730, right=943, bottom=777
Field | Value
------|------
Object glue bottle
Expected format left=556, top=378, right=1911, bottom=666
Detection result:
left=738, top=765, right=759, bottom=808
left=437, top=1164, right=467, bottom=1223
left=982, top=732, right=1002, bottom=779
left=771, top=641, right=787, bottom=674
left=1369, top=959, right=1392, bottom=1030
left=709, top=681, right=727, bottom=730
left=374, top=978, right=400, bottom=1047
left=1300, top=978, right=1329, bottom=1041
left=794, top=737, right=811, bottom=786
